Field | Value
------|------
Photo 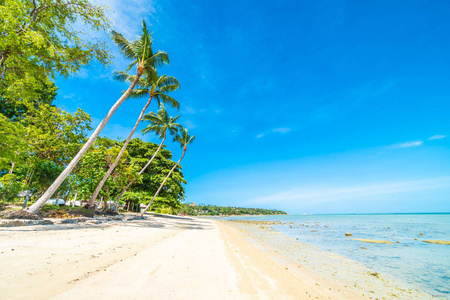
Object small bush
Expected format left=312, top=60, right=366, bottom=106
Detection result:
left=39, top=205, right=94, bottom=218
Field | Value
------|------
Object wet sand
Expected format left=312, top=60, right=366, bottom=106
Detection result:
left=226, top=220, right=433, bottom=299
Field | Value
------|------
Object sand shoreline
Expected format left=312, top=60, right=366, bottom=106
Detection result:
left=0, top=215, right=432, bottom=299
left=225, top=220, right=434, bottom=299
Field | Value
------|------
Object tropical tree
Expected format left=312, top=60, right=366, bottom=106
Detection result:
left=26, top=20, right=168, bottom=214
left=0, top=0, right=110, bottom=101
left=86, top=69, right=180, bottom=208
left=113, top=106, right=182, bottom=207
left=75, top=142, right=139, bottom=209
left=116, top=138, right=186, bottom=210
left=0, top=102, right=92, bottom=202
left=140, top=129, right=195, bottom=217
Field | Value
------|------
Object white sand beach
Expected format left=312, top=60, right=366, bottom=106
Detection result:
left=0, top=215, right=425, bottom=299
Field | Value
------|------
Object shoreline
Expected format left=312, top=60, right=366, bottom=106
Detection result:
left=224, top=220, right=434, bottom=299
left=0, top=215, right=434, bottom=299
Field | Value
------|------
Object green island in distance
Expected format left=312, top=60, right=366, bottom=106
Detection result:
left=178, top=203, right=287, bottom=216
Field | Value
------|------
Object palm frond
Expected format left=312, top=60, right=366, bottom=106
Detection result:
left=126, top=60, right=138, bottom=72
left=158, top=84, right=180, bottom=93
left=110, top=31, right=136, bottom=61
left=174, top=129, right=195, bottom=147
left=148, top=51, right=169, bottom=68
left=136, top=77, right=150, bottom=88
left=143, top=66, right=158, bottom=81
left=167, top=116, right=182, bottom=136
left=152, top=97, right=161, bottom=108
left=129, top=89, right=150, bottom=99
left=142, top=111, right=161, bottom=123
left=141, top=105, right=181, bottom=140
left=141, top=124, right=162, bottom=135
left=157, top=75, right=180, bottom=91
left=113, top=71, right=135, bottom=83
left=171, top=115, right=181, bottom=123
left=155, top=94, right=179, bottom=109
left=112, top=20, right=172, bottom=76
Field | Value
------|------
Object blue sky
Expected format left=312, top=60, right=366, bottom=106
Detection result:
left=56, top=0, right=450, bottom=214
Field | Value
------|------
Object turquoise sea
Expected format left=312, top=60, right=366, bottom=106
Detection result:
left=222, top=213, right=450, bottom=298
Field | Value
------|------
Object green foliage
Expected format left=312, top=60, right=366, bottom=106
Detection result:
left=0, top=0, right=98, bottom=202
left=179, top=204, right=287, bottom=216
left=0, top=0, right=111, bottom=100
left=0, top=9, right=191, bottom=212
left=111, top=20, right=168, bottom=73
left=0, top=80, right=57, bottom=121
left=39, top=204, right=94, bottom=217
left=23, top=104, right=92, bottom=164
left=115, top=68, right=180, bottom=109
left=39, top=204, right=63, bottom=212
left=0, top=174, right=24, bottom=201
left=75, top=142, right=140, bottom=201
left=40, top=204, right=88, bottom=213
left=123, top=138, right=186, bottom=209
left=174, top=128, right=195, bottom=150
left=122, top=191, right=150, bottom=204
left=141, top=105, right=181, bottom=138
left=0, top=100, right=92, bottom=199
left=0, top=113, right=29, bottom=165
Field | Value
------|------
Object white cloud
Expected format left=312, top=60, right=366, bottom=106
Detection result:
left=62, top=93, right=75, bottom=99
left=392, top=140, right=423, bottom=149
left=183, top=120, right=197, bottom=130
left=247, top=177, right=450, bottom=206
left=94, top=0, right=157, bottom=40
left=256, top=127, right=292, bottom=139
left=82, top=0, right=159, bottom=75
left=428, top=135, right=446, bottom=140
left=272, top=127, right=291, bottom=134
left=184, top=106, right=196, bottom=114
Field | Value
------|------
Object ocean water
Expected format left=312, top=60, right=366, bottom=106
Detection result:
left=222, top=213, right=450, bottom=298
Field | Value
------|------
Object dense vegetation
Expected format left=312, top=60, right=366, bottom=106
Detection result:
left=0, top=0, right=194, bottom=217
left=179, top=204, right=287, bottom=216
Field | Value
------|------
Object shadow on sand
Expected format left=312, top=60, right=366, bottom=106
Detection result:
left=0, top=214, right=215, bottom=232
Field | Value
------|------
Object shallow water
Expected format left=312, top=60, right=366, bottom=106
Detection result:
left=221, top=213, right=450, bottom=298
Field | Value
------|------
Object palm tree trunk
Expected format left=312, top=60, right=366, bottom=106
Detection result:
left=140, top=148, right=186, bottom=217
left=139, top=132, right=166, bottom=176
left=26, top=71, right=143, bottom=214
left=113, top=132, right=166, bottom=210
left=72, top=192, right=77, bottom=207
left=8, top=162, right=14, bottom=175
left=87, top=95, right=153, bottom=208
left=113, top=183, right=130, bottom=211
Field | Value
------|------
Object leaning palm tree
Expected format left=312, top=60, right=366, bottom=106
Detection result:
left=113, top=106, right=182, bottom=208
left=86, top=69, right=180, bottom=209
left=140, top=128, right=195, bottom=217
left=26, top=20, right=168, bottom=214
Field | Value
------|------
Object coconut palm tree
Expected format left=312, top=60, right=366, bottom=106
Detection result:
left=26, top=20, right=167, bottom=214
left=113, top=106, right=182, bottom=208
left=140, top=128, right=195, bottom=217
left=86, top=69, right=180, bottom=209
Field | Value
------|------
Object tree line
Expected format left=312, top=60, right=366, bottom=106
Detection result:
left=179, top=204, right=287, bottom=216
left=0, top=0, right=194, bottom=217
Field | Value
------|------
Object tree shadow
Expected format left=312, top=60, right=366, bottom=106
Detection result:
left=0, top=215, right=215, bottom=232
left=125, top=215, right=215, bottom=230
